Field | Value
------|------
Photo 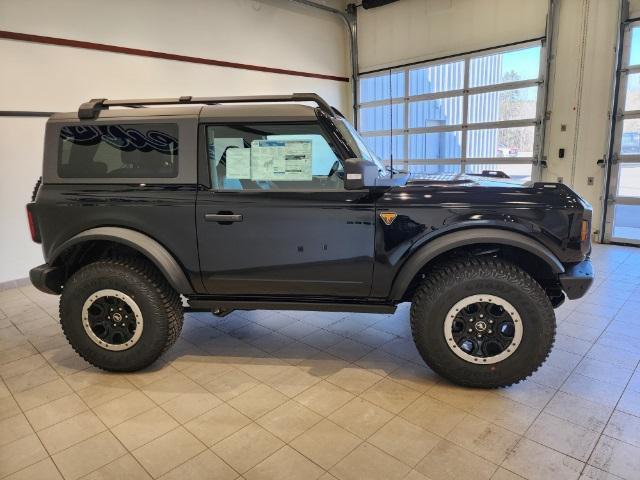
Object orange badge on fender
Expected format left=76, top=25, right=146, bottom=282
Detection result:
left=379, top=211, right=397, bottom=226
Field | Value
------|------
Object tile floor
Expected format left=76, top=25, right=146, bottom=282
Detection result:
left=1, top=243, right=640, bottom=480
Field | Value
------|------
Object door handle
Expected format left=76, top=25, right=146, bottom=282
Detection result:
left=205, top=213, right=243, bottom=222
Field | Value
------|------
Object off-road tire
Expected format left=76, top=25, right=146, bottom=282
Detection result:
left=410, top=257, right=555, bottom=388
left=59, top=257, right=183, bottom=371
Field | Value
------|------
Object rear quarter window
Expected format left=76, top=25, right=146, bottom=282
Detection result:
left=58, top=124, right=179, bottom=178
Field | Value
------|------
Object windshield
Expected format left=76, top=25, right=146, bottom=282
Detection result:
left=333, top=118, right=388, bottom=176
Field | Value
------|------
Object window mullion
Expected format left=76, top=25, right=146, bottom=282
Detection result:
left=461, top=57, right=470, bottom=172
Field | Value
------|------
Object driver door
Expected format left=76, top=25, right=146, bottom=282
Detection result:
left=196, top=121, right=376, bottom=297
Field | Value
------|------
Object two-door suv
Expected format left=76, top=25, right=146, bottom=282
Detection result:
left=27, top=94, right=594, bottom=388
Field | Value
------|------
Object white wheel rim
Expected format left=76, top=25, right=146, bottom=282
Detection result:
left=82, top=289, right=143, bottom=351
left=443, top=294, right=523, bottom=364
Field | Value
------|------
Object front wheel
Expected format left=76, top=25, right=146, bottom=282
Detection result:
left=60, top=258, right=183, bottom=372
left=410, top=257, right=555, bottom=388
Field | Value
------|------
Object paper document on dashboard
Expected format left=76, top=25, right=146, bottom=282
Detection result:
left=250, top=140, right=312, bottom=181
left=225, top=148, right=251, bottom=179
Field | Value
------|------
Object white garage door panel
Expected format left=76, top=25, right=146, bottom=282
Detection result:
left=358, top=0, right=548, bottom=71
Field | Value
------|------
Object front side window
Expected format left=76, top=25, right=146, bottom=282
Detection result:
left=206, top=123, right=344, bottom=190
left=58, top=123, right=178, bottom=178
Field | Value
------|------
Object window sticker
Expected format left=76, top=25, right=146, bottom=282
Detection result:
left=225, top=148, right=251, bottom=179
left=250, top=140, right=312, bottom=181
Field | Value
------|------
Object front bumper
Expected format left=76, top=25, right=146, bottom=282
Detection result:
left=30, top=264, right=63, bottom=295
left=559, top=258, right=594, bottom=300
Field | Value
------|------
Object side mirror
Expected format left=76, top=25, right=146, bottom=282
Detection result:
left=344, top=158, right=379, bottom=190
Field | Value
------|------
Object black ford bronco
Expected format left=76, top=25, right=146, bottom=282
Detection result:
left=27, top=94, right=593, bottom=388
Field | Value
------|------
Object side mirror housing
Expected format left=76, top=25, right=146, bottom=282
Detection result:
left=344, top=158, right=379, bottom=190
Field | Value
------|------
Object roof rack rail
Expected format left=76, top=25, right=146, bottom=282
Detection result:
left=77, top=93, right=335, bottom=120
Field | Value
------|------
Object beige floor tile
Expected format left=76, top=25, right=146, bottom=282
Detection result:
left=38, top=410, right=106, bottom=454
left=330, top=443, right=410, bottom=480
left=494, top=380, right=556, bottom=410
left=82, top=453, right=152, bottom=480
left=246, top=445, right=324, bottom=480
left=76, top=376, right=136, bottom=408
left=543, top=391, right=613, bottom=432
left=264, top=365, right=322, bottom=397
left=0, top=343, right=37, bottom=366
left=13, top=378, right=72, bottom=411
left=123, top=363, right=176, bottom=389
left=328, top=397, right=393, bottom=439
left=446, top=414, right=520, bottom=464
left=0, top=353, right=46, bottom=379
left=354, top=349, right=405, bottom=377
left=290, top=419, right=361, bottom=470
left=526, top=412, right=600, bottom=462
left=399, top=395, right=466, bottom=436
left=203, top=367, right=259, bottom=401
left=415, top=439, right=497, bottom=480
left=588, top=435, right=640, bottom=480
left=4, top=458, right=62, bottom=480
left=235, top=357, right=291, bottom=381
left=140, top=372, right=201, bottom=405
left=368, top=416, right=439, bottom=467
left=257, top=399, right=322, bottom=442
left=574, top=358, right=634, bottom=387
left=184, top=402, right=251, bottom=446
left=0, top=413, right=33, bottom=447
left=0, top=433, right=48, bottom=478
left=212, top=423, right=285, bottom=473
left=0, top=395, right=21, bottom=421
left=360, top=377, right=421, bottom=414
left=227, top=383, right=288, bottom=419
left=560, top=373, right=624, bottom=407
left=159, top=449, right=237, bottom=480
left=295, top=380, right=355, bottom=416
left=491, top=467, right=526, bottom=479
left=25, top=392, right=88, bottom=431
left=161, top=385, right=221, bottom=423
left=132, top=426, right=206, bottom=478
left=179, top=360, right=234, bottom=385
left=93, top=390, right=156, bottom=428
left=428, top=382, right=490, bottom=411
left=325, top=338, right=374, bottom=363
left=296, top=352, right=351, bottom=379
left=469, top=395, right=541, bottom=435
left=5, top=364, right=60, bottom=394
left=326, top=367, right=382, bottom=395
left=579, top=465, right=623, bottom=480
left=603, top=410, right=640, bottom=448
left=403, top=470, right=431, bottom=480
left=274, top=340, right=322, bottom=366
left=617, top=388, right=640, bottom=418
left=300, top=329, right=344, bottom=349
left=51, top=431, right=126, bottom=480
left=502, top=438, right=584, bottom=480
left=111, top=406, right=179, bottom=450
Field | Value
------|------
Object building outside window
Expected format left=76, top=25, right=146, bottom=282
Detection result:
left=358, top=43, right=544, bottom=183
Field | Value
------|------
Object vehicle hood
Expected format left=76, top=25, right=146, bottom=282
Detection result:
left=406, top=173, right=525, bottom=188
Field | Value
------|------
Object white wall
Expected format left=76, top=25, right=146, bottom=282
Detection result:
left=542, top=0, right=619, bottom=237
left=358, top=0, right=547, bottom=71
left=0, top=0, right=350, bottom=283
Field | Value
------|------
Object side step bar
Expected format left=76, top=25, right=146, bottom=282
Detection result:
left=186, top=298, right=396, bottom=315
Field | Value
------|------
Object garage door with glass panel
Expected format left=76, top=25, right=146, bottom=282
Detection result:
left=606, top=22, right=640, bottom=243
left=358, top=43, right=544, bottom=183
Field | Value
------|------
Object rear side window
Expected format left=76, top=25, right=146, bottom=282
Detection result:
left=58, top=124, right=179, bottom=178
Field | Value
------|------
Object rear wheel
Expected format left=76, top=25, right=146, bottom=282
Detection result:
left=410, top=257, right=555, bottom=388
left=60, top=258, right=183, bottom=371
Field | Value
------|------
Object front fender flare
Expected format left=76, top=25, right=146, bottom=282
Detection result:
left=51, top=227, right=194, bottom=294
left=389, top=228, right=564, bottom=302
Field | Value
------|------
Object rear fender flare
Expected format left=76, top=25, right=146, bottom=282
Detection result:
left=389, top=228, right=564, bottom=302
left=51, top=227, right=194, bottom=294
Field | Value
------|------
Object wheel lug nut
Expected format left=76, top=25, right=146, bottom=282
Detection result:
left=489, top=320, right=494, bottom=324
left=479, top=314, right=484, bottom=318
left=477, top=334, right=482, bottom=338
left=488, top=330, right=493, bottom=334
left=468, top=328, right=473, bottom=333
